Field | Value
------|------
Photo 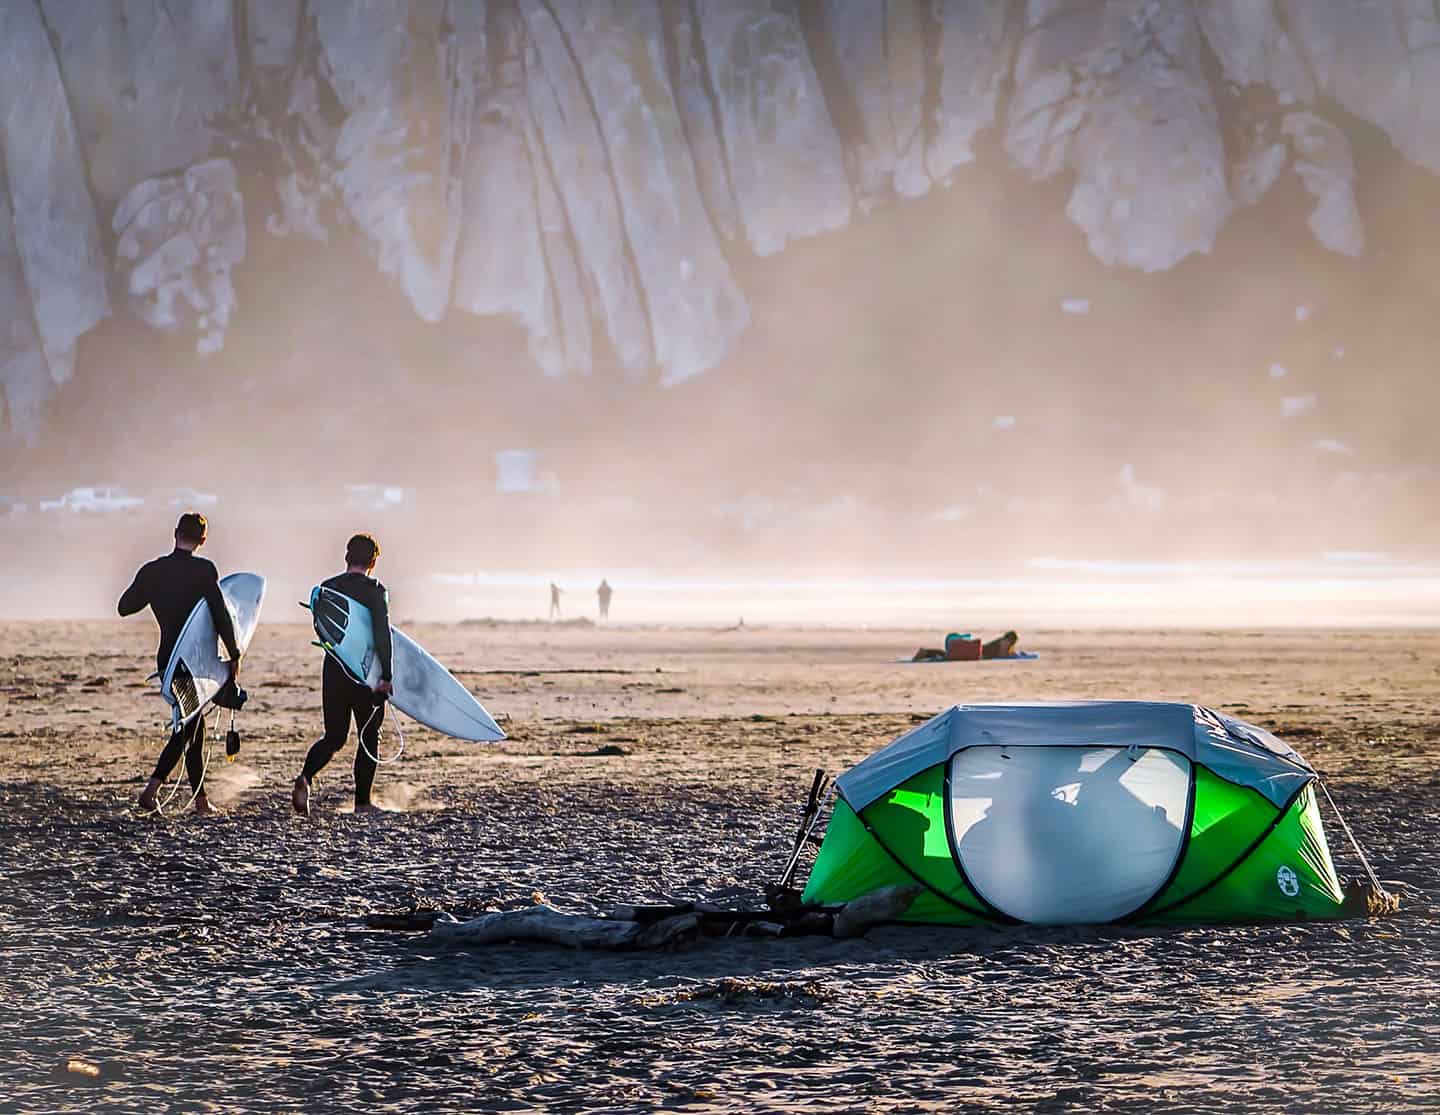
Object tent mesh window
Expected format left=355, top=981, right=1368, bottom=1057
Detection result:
left=947, top=745, right=1191, bottom=924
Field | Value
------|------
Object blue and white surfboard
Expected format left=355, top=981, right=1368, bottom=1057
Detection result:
left=305, top=586, right=505, bottom=743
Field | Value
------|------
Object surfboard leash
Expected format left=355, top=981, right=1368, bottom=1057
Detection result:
left=147, top=704, right=221, bottom=819
left=358, top=699, right=407, bottom=766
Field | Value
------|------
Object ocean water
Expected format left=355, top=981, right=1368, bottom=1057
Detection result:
left=426, top=553, right=1440, bottom=628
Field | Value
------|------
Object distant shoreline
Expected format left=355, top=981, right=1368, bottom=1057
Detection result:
left=3, top=617, right=1439, bottom=634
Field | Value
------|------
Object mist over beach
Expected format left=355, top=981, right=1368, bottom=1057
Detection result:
left=3, top=2, right=1439, bottom=1111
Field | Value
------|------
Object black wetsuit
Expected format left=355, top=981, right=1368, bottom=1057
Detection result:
left=118, top=549, right=241, bottom=790
left=302, top=572, right=393, bottom=806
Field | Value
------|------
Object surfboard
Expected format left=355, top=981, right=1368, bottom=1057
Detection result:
left=160, top=572, right=266, bottom=730
left=306, top=585, right=506, bottom=743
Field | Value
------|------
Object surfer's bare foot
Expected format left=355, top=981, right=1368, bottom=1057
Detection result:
left=137, top=778, right=161, bottom=812
left=292, top=776, right=310, bottom=816
left=353, top=802, right=382, bottom=815
left=193, top=793, right=216, bottom=816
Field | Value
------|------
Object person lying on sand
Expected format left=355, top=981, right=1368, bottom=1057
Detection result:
left=983, top=631, right=1019, bottom=659
left=910, top=630, right=1022, bottom=662
left=293, top=533, right=394, bottom=816
left=120, top=512, right=241, bottom=815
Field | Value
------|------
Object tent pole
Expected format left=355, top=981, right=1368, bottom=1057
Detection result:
left=778, top=768, right=831, bottom=891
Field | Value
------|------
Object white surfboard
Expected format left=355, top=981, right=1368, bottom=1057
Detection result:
left=160, top=572, right=266, bottom=730
left=306, top=585, right=505, bottom=743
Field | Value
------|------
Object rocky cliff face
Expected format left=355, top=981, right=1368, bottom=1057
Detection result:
left=2, top=0, right=1438, bottom=444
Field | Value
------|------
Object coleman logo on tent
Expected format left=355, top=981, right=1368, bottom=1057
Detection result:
left=1276, top=865, right=1301, bottom=897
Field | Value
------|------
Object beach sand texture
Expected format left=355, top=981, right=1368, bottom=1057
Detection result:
left=3, top=622, right=1438, bottom=1111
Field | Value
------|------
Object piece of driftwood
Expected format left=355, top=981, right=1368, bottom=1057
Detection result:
left=386, top=868, right=1398, bottom=951
left=634, top=913, right=702, bottom=949
left=831, top=884, right=923, bottom=938
left=366, top=911, right=439, bottom=932
left=609, top=901, right=789, bottom=930
left=430, top=905, right=642, bottom=949
left=791, top=911, right=835, bottom=935
left=609, top=903, right=690, bottom=923
left=407, top=883, right=925, bottom=952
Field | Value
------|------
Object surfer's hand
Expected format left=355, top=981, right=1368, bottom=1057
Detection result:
left=228, top=657, right=241, bottom=681
left=376, top=679, right=393, bottom=696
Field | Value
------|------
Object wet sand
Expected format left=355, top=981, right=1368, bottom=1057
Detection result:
left=3, top=622, right=1438, bottom=1111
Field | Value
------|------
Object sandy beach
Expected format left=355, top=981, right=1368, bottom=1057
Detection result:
left=3, top=621, right=1437, bottom=1111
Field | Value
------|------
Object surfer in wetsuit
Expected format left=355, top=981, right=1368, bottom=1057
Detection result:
left=119, top=512, right=241, bottom=815
left=292, top=533, right=393, bottom=816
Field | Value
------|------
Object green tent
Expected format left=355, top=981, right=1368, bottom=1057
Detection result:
left=802, top=701, right=1352, bottom=925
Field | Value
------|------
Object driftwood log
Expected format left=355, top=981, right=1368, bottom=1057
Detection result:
left=386, top=877, right=1399, bottom=949
left=831, top=884, right=923, bottom=938
left=429, top=905, right=643, bottom=948
left=416, top=884, right=923, bottom=951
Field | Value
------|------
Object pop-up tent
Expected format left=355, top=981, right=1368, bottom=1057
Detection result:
left=802, top=701, right=1359, bottom=925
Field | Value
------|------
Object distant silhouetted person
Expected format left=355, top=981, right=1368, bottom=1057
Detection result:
left=597, top=578, right=612, bottom=620
left=549, top=581, right=562, bottom=620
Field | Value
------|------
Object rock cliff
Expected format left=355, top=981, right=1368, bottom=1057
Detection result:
left=1, top=0, right=1437, bottom=442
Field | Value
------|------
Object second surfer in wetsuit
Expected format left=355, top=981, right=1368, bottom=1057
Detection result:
left=119, top=512, right=241, bottom=815
left=292, top=533, right=394, bottom=815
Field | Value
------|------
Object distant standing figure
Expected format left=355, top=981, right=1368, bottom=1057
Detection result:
left=597, top=579, right=612, bottom=620
left=549, top=582, right=562, bottom=620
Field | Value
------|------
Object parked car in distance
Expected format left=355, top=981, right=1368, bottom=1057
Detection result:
left=165, top=486, right=219, bottom=509
left=345, top=484, right=407, bottom=512
left=494, top=449, right=559, bottom=495
left=39, top=486, right=145, bottom=513
left=0, top=496, right=28, bottom=515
